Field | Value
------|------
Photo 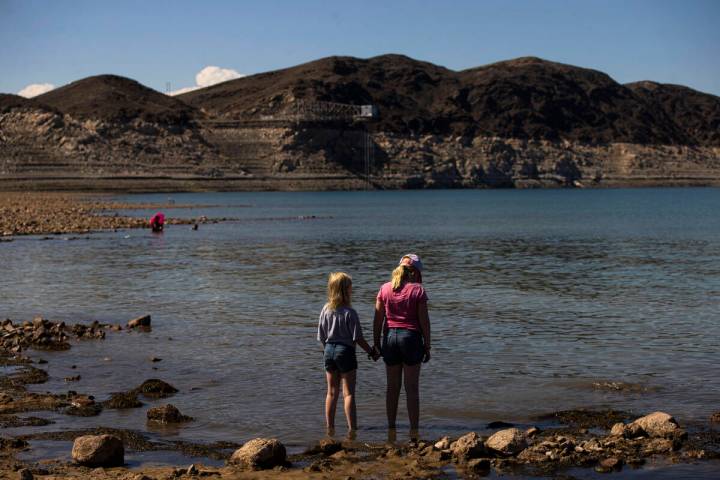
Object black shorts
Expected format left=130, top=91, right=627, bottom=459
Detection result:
left=382, top=328, right=424, bottom=366
left=324, top=342, right=358, bottom=373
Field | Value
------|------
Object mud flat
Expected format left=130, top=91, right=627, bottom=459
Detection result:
left=1, top=316, right=720, bottom=479
left=0, top=191, right=227, bottom=237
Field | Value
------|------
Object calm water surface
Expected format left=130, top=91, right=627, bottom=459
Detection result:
left=2, top=189, right=719, bottom=456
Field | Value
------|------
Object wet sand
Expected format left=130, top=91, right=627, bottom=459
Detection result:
left=0, top=191, right=218, bottom=237
left=2, top=317, right=719, bottom=479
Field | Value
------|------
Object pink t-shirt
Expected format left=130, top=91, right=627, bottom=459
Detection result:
left=376, top=281, right=428, bottom=330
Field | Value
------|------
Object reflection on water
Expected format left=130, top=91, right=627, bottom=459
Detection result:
left=2, top=188, right=719, bottom=451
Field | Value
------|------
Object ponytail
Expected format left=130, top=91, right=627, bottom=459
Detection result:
left=391, top=265, right=414, bottom=291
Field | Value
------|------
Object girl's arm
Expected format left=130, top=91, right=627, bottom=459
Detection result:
left=356, top=337, right=374, bottom=356
left=318, top=308, right=327, bottom=346
left=418, top=300, right=431, bottom=362
left=372, top=298, right=384, bottom=350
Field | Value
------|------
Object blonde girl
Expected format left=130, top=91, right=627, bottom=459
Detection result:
left=317, top=272, right=377, bottom=435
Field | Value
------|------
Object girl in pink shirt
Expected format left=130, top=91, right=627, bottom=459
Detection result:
left=373, top=254, right=431, bottom=435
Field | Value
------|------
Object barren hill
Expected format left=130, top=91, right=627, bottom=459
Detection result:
left=179, top=55, right=716, bottom=146
left=2, top=55, right=719, bottom=190
left=626, top=81, right=720, bottom=146
left=35, top=74, right=197, bottom=124
left=0, top=76, right=234, bottom=184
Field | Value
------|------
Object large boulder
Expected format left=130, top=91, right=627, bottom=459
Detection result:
left=137, top=379, right=178, bottom=398
left=146, top=404, right=192, bottom=423
left=71, top=434, right=124, bottom=467
left=127, top=315, right=151, bottom=328
left=485, top=428, right=528, bottom=456
left=229, top=438, right=287, bottom=470
left=451, top=432, right=487, bottom=461
left=630, top=412, right=679, bottom=438
left=102, top=391, right=142, bottom=409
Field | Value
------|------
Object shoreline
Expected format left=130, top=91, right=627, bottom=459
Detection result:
left=2, top=185, right=719, bottom=238
left=0, top=191, right=228, bottom=237
left=2, top=317, right=719, bottom=479
left=1, top=175, right=720, bottom=195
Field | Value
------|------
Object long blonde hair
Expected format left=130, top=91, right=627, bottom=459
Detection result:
left=391, top=265, right=415, bottom=291
left=326, top=272, right=352, bottom=310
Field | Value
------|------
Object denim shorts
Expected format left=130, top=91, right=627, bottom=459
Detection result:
left=382, top=328, right=424, bottom=366
left=324, top=342, right=358, bottom=373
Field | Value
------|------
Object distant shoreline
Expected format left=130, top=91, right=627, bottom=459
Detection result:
left=1, top=175, right=719, bottom=194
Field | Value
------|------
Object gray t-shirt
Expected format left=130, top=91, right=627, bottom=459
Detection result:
left=317, top=305, right=363, bottom=347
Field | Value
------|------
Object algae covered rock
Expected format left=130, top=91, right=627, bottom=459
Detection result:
left=71, top=434, right=124, bottom=467
left=229, top=438, right=287, bottom=469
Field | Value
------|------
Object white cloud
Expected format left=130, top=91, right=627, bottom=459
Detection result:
left=168, top=66, right=244, bottom=96
left=18, top=83, right=55, bottom=98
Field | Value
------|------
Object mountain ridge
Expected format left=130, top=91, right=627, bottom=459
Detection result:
left=2, top=54, right=719, bottom=191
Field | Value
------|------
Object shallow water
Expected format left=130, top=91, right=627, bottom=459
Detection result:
left=2, top=189, right=720, bottom=456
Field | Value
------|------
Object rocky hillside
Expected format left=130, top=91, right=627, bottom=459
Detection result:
left=179, top=55, right=719, bottom=146
left=1, top=55, right=719, bottom=190
left=626, top=81, right=720, bottom=145
left=0, top=76, right=236, bottom=181
left=36, top=75, right=197, bottom=124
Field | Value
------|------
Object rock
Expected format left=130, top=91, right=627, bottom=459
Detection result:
left=305, top=438, right=342, bottom=456
left=0, top=393, right=12, bottom=404
left=466, top=458, right=491, bottom=473
left=451, top=432, right=487, bottom=461
left=229, top=438, right=287, bottom=470
left=0, top=437, right=28, bottom=449
left=434, top=436, right=451, bottom=450
left=485, top=428, right=528, bottom=456
left=643, top=438, right=674, bottom=455
left=624, top=422, right=646, bottom=439
left=137, top=379, right=178, bottom=398
left=102, top=391, right=142, bottom=409
left=187, top=464, right=198, bottom=475
left=595, top=457, right=622, bottom=473
left=127, top=315, right=151, bottom=328
left=631, top=412, right=679, bottom=438
left=66, top=396, right=102, bottom=416
left=487, top=421, right=514, bottom=429
left=18, top=469, right=33, bottom=480
left=146, top=404, right=192, bottom=423
left=71, top=434, right=124, bottom=467
left=132, top=475, right=152, bottom=480
left=609, top=422, right=626, bottom=436
left=525, top=427, right=540, bottom=437
left=711, top=412, right=720, bottom=422
left=64, top=375, right=81, bottom=382
left=150, top=357, right=162, bottom=362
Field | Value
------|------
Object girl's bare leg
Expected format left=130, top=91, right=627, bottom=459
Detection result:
left=385, top=364, right=403, bottom=428
left=325, top=371, right=340, bottom=432
left=341, top=369, right=357, bottom=432
left=403, top=363, right=421, bottom=430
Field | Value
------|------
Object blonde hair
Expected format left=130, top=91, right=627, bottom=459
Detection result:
left=391, top=265, right=415, bottom=291
left=326, top=272, right=352, bottom=310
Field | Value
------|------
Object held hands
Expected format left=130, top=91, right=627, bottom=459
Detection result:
left=368, top=345, right=381, bottom=362
left=423, top=345, right=431, bottom=363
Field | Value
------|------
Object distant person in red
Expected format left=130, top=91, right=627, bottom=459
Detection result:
left=373, top=253, right=431, bottom=438
left=149, top=212, right=165, bottom=232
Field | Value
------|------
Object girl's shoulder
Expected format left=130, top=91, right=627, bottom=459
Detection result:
left=338, top=305, right=359, bottom=316
left=324, top=305, right=358, bottom=316
left=378, top=281, right=393, bottom=295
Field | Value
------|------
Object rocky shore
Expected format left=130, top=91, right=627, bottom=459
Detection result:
left=1, top=315, right=720, bottom=479
left=0, top=192, right=223, bottom=236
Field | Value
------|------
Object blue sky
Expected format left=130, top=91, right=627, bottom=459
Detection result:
left=1, top=0, right=719, bottom=97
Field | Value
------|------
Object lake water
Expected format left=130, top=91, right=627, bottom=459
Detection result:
left=2, top=188, right=720, bottom=458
